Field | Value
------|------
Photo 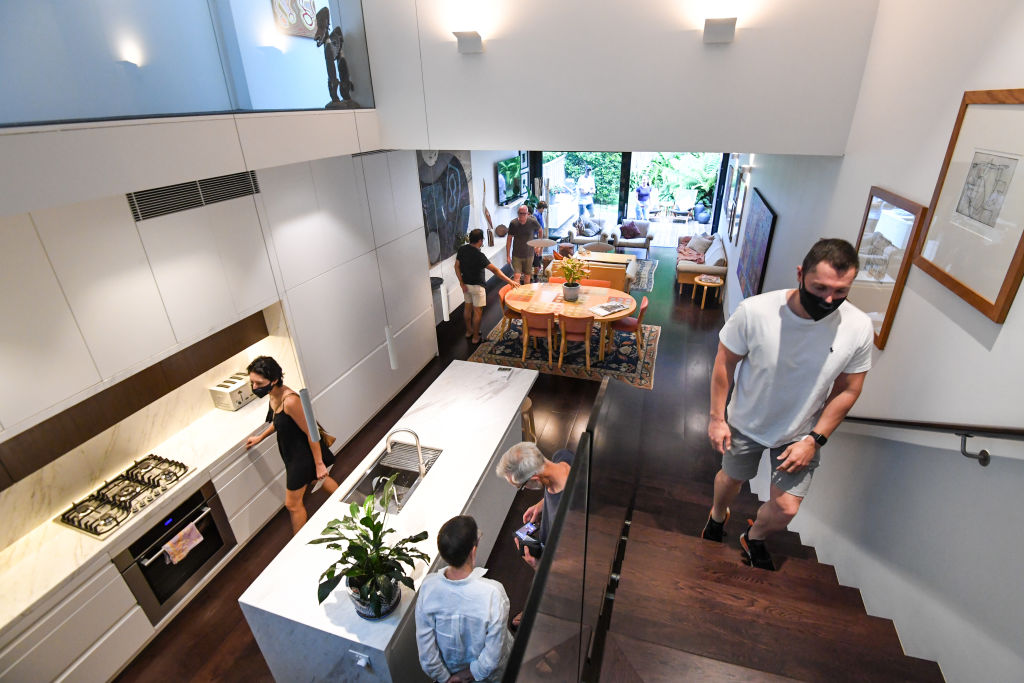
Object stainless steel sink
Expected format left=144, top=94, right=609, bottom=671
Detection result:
left=341, top=443, right=442, bottom=513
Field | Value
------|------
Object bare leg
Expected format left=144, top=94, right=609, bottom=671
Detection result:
left=711, top=469, right=743, bottom=522
left=284, top=488, right=307, bottom=535
left=471, top=306, right=484, bottom=341
left=321, top=476, right=339, bottom=494
left=465, top=303, right=476, bottom=337
left=747, top=485, right=802, bottom=541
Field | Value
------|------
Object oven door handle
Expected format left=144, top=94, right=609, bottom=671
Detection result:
left=140, top=506, right=213, bottom=567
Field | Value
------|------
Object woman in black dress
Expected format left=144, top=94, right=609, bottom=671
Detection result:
left=245, top=356, right=338, bottom=535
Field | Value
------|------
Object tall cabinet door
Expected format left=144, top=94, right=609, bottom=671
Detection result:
left=0, top=214, right=100, bottom=428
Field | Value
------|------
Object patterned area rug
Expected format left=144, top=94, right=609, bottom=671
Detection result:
left=468, top=319, right=659, bottom=389
left=632, top=259, right=659, bottom=292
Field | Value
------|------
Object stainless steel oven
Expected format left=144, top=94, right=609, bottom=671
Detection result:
left=113, top=480, right=236, bottom=625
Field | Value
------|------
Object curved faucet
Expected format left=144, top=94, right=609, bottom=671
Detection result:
left=386, top=428, right=425, bottom=479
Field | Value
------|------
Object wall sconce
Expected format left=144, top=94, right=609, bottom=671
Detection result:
left=453, top=31, right=484, bottom=54
left=703, top=17, right=737, bottom=44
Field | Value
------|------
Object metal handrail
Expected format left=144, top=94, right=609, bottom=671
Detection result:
left=843, top=416, right=1024, bottom=467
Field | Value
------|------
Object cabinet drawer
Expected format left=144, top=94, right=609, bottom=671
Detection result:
left=228, top=468, right=287, bottom=544
left=56, top=606, right=152, bottom=683
left=0, top=562, right=136, bottom=681
left=210, top=434, right=276, bottom=489
left=215, top=442, right=285, bottom=520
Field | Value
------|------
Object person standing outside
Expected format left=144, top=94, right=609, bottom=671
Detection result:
left=506, top=205, right=541, bottom=284
left=635, top=177, right=653, bottom=220
left=576, top=166, right=596, bottom=219
left=456, top=228, right=517, bottom=343
left=416, top=515, right=513, bottom=683
left=702, top=239, right=873, bottom=570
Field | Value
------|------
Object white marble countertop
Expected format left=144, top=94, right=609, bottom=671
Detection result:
left=0, top=396, right=275, bottom=638
left=238, top=361, right=537, bottom=652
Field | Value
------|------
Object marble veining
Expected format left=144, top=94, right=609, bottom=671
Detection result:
left=239, top=361, right=536, bottom=662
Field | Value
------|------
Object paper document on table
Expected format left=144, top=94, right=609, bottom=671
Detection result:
left=589, top=302, right=629, bottom=317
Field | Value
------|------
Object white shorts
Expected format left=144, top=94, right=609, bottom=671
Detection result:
left=465, top=284, right=486, bottom=307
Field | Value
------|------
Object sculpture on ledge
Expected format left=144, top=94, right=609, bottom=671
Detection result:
left=314, top=7, right=360, bottom=109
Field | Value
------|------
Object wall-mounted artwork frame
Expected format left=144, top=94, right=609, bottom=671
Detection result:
left=849, top=186, right=927, bottom=349
left=736, top=188, right=776, bottom=298
left=913, top=88, right=1024, bottom=323
left=730, top=173, right=748, bottom=245
left=272, top=0, right=318, bottom=38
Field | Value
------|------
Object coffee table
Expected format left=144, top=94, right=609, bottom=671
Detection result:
left=503, top=283, right=636, bottom=361
left=693, top=274, right=723, bottom=309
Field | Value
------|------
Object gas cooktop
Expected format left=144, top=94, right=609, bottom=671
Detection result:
left=57, top=455, right=191, bottom=537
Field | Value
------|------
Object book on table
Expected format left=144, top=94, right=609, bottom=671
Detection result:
left=589, top=301, right=630, bottom=317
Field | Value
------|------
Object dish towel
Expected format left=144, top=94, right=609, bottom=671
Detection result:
left=162, top=522, right=204, bottom=564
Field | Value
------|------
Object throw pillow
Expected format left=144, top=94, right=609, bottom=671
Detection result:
left=580, top=219, right=601, bottom=237
left=688, top=236, right=714, bottom=254
left=704, top=239, right=727, bottom=267
left=620, top=221, right=641, bottom=239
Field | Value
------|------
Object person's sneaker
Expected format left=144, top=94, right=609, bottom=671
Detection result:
left=739, top=520, right=776, bottom=570
left=700, top=508, right=730, bottom=542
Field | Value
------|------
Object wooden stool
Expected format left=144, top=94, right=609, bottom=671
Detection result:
left=693, top=276, right=723, bottom=309
left=520, top=398, right=537, bottom=442
left=557, top=243, right=574, bottom=257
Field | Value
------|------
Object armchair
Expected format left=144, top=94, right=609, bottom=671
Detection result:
left=611, top=220, right=654, bottom=258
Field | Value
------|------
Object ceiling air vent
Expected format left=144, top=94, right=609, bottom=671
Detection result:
left=126, top=171, right=260, bottom=221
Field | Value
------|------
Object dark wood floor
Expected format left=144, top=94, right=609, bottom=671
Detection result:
left=117, top=246, right=942, bottom=682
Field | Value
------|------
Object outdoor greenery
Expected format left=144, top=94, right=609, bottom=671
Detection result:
left=630, top=152, right=723, bottom=207
left=543, top=152, right=622, bottom=206
left=309, top=475, right=429, bottom=616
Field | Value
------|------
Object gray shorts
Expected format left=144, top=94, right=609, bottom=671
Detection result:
left=511, top=255, right=533, bottom=277
left=721, top=426, right=820, bottom=498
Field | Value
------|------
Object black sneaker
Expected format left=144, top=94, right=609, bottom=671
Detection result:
left=700, top=508, right=730, bottom=542
left=740, top=520, right=776, bottom=571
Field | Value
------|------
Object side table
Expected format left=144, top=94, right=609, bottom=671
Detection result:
left=693, top=275, right=723, bottom=309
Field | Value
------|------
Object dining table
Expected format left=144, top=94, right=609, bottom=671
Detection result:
left=502, top=283, right=637, bottom=361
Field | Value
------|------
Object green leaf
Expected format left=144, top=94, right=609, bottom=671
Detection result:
left=317, top=573, right=343, bottom=604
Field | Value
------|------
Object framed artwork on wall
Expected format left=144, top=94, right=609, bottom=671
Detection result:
left=913, top=88, right=1024, bottom=323
left=730, top=173, right=748, bottom=245
left=848, top=186, right=928, bottom=349
left=736, top=188, right=776, bottom=298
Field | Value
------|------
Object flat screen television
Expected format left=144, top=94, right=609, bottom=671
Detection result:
left=496, top=156, right=523, bottom=205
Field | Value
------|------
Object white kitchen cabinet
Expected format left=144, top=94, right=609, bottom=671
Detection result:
left=228, top=468, right=287, bottom=545
left=31, top=196, right=177, bottom=380
left=284, top=250, right=387, bottom=396
left=310, top=155, right=376, bottom=266
left=388, top=151, right=423, bottom=236
left=0, top=214, right=101, bottom=428
left=212, top=437, right=285, bottom=521
left=0, top=561, right=147, bottom=682
left=136, top=206, right=238, bottom=344
left=205, top=197, right=278, bottom=317
left=376, top=228, right=433, bottom=333
left=56, top=606, right=152, bottom=683
left=360, top=153, right=401, bottom=248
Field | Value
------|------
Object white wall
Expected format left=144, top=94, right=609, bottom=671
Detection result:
left=364, top=0, right=878, bottom=154
left=729, top=1, right=1024, bottom=680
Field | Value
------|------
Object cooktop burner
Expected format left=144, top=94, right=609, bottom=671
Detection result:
left=57, top=455, right=192, bottom=537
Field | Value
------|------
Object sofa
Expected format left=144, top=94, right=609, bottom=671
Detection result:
left=611, top=219, right=655, bottom=258
left=676, top=233, right=728, bottom=294
left=548, top=258, right=637, bottom=292
left=565, top=217, right=612, bottom=246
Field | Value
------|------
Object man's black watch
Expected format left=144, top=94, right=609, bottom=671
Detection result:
left=807, top=431, right=828, bottom=447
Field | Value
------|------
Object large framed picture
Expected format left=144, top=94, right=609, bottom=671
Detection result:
left=912, top=89, right=1024, bottom=323
left=730, top=173, right=749, bottom=245
left=736, top=188, right=777, bottom=298
left=848, top=186, right=927, bottom=349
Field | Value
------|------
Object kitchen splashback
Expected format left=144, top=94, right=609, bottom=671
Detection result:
left=0, top=303, right=300, bottom=552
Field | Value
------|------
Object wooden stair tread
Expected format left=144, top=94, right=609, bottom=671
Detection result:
left=600, top=631, right=798, bottom=682
left=609, top=587, right=942, bottom=682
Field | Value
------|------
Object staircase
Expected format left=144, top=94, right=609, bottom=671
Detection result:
left=599, top=481, right=943, bottom=682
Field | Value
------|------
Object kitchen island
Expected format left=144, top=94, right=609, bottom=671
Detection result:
left=239, top=361, right=537, bottom=682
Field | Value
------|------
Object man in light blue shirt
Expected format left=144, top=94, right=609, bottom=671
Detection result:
left=416, top=516, right=513, bottom=683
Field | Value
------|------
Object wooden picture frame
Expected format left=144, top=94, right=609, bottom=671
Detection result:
left=848, top=186, right=927, bottom=349
left=730, top=173, right=748, bottom=245
left=912, top=89, right=1024, bottom=323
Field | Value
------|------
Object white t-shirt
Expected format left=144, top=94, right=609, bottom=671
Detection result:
left=577, top=175, right=595, bottom=201
left=719, top=289, right=874, bottom=447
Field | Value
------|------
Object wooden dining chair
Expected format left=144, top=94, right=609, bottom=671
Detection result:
left=558, top=314, right=595, bottom=371
left=580, top=278, right=611, bottom=288
left=521, top=310, right=555, bottom=364
left=548, top=276, right=566, bottom=284
left=498, top=284, right=522, bottom=338
left=611, top=296, right=649, bottom=348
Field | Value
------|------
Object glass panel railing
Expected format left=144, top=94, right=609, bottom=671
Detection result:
left=0, top=0, right=373, bottom=128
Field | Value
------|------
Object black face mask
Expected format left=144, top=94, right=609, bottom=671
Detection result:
left=252, top=380, right=275, bottom=398
left=798, top=279, right=845, bottom=321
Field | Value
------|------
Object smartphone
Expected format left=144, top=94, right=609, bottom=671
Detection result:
left=497, top=367, right=513, bottom=381
left=515, top=522, right=537, bottom=542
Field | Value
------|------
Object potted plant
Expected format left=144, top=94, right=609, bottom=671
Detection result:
left=309, top=475, right=429, bottom=619
left=558, top=255, right=590, bottom=302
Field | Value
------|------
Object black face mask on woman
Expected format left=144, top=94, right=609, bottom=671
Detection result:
left=252, top=380, right=276, bottom=398
left=798, top=279, right=845, bottom=321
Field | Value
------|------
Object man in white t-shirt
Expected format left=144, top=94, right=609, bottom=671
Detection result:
left=702, top=239, right=874, bottom=570
left=576, top=166, right=596, bottom=218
